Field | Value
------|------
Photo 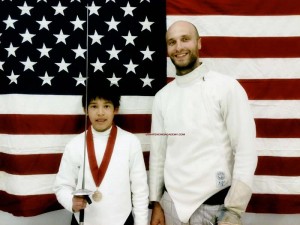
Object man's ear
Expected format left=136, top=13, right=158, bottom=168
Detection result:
left=198, top=37, right=201, bottom=50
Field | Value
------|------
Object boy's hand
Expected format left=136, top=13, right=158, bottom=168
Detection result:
left=150, top=202, right=165, bottom=225
left=72, top=196, right=87, bottom=212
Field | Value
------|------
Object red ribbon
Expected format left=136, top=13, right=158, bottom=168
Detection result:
left=86, top=125, right=117, bottom=187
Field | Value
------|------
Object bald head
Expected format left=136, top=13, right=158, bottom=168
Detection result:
left=166, top=21, right=199, bottom=41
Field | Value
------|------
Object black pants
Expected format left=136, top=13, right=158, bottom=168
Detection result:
left=71, top=212, right=134, bottom=225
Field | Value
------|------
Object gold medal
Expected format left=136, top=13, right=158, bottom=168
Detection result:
left=92, top=190, right=102, bottom=202
left=87, top=126, right=117, bottom=203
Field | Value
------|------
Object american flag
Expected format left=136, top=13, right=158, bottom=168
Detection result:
left=0, top=0, right=166, bottom=220
left=1, top=0, right=300, bottom=224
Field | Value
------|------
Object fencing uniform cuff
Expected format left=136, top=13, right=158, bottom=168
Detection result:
left=224, top=179, right=252, bottom=216
left=217, top=207, right=242, bottom=225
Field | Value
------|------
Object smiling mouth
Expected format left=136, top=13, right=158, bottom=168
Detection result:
left=176, top=53, right=187, bottom=57
left=175, top=52, right=188, bottom=60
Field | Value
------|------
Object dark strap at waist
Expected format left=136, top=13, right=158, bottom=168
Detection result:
left=203, top=186, right=230, bottom=205
left=163, top=186, right=230, bottom=206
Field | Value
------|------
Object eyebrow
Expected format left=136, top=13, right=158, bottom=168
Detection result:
left=167, top=34, right=191, bottom=41
left=89, top=99, right=113, bottom=105
left=103, top=99, right=113, bottom=104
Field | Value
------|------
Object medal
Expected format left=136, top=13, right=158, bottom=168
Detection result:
left=87, top=125, right=117, bottom=203
left=92, top=189, right=102, bottom=202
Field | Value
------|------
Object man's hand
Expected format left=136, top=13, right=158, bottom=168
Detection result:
left=72, top=196, right=87, bottom=212
left=217, top=208, right=242, bottom=225
left=150, top=202, right=165, bottom=225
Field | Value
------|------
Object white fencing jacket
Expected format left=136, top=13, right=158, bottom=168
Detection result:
left=54, top=126, right=149, bottom=225
left=149, top=64, right=257, bottom=222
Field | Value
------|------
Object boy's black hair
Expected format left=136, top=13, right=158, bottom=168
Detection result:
left=82, top=78, right=120, bottom=109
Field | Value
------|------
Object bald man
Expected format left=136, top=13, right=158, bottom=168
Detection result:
left=149, top=21, right=257, bottom=225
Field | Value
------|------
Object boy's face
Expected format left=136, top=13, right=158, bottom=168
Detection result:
left=85, top=97, right=118, bottom=132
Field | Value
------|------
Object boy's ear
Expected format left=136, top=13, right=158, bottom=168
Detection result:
left=83, top=107, right=87, bottom=115
left=114, top=107, right=119, bottom=114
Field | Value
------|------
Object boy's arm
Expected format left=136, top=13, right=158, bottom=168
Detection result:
left=150, top=202, right=165, bottom=225
left=53, top=145, right=80, bottom=212
left=129, top=137, right=149, bottom=225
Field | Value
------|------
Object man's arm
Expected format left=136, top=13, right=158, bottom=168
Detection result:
left=220, top=80, right=258, bottom=223
left=149, top=94, right=168, bottom=224
left=149, top=93, right=167, bottom=202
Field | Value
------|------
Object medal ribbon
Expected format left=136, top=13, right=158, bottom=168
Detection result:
left=87, top=125, right=117, bottom=187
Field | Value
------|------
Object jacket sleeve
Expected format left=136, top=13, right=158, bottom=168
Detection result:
left=129, top=136, right=149, bottom=225
left=221, top=80, right=258, bottom=215
left=53, top=144, right=80, bottom=213
left=149, top=93, right=167, bottom=202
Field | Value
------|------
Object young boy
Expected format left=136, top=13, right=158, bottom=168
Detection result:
left=53, top=82, right=149, bottom=225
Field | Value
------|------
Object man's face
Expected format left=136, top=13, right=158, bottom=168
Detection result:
left=166, top=22, right=201, bottom=75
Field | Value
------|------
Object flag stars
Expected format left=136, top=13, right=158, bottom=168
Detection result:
left=107, top=73, right=121, bottom=87
left=106, top=45, right=121, bottom=60
left=20, top=57, right=37, bottom=71
left=89, top=30, right=104, bottom=45
left=7, top=71, right=20, bottom=84
left=5, top=43, right=19, bottom=57
left=105, top=16, right=120, bottom=31
left=71, top=16, right=85, bottom=31
left=122, top=31, right=137, bottom=46
left=36, top=16, right=51, bottom=30
left=73, top=73, right=87, bottom=86
left=124, top=60, right=138, bottom=74
left=37, top=44, right=52, bottom=58
left=0, top=61, right=4, bottom=71
left=20, top=29, right=35, bottom=43
left=54, top=30, right=69, bottom=44
left=121, top=2, right=136, bottom=17
left=91, top=58, right=105, bottom=72
left=52, top=2, right=67, bottom=16
left=39, top=72, right=54, bottom=86
left=18, top=2, right=34, bottom=16
left=55, top=58, right=71, bottom=72
left=140, top=74, right=154, bottom=87
left=3, top=15, right=17, bottom=30
left=87, top=2, right=101, bottom=16
left=72, top=44, right=86, bottom=59
left=1, top=0, right=163, bottom=94
left=139, top=16, right=154, bottom=31
left=141, top=46, right=154, bottom=60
